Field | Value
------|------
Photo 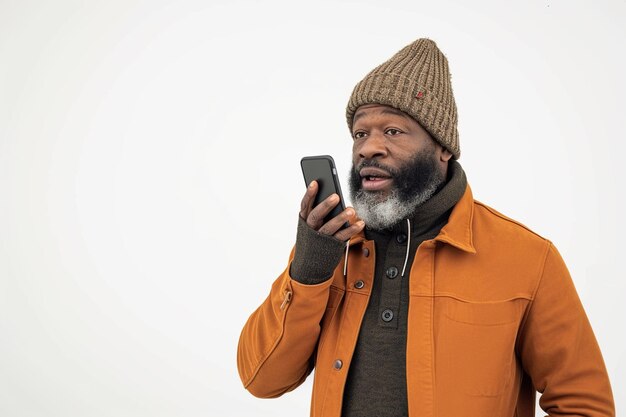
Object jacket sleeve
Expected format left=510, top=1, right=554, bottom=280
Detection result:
left=518, top=242, right=615, bottom=416
left=236, top=248, right=334, bottom=398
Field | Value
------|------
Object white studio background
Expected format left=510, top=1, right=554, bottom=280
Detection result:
left=1, top=0, right=624, bottom=416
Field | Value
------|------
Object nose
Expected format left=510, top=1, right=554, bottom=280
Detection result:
left=358, top=132, right=388, bottom=160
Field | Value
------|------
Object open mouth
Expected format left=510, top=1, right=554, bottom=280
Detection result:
left=360, top=167, right=393, bottom=191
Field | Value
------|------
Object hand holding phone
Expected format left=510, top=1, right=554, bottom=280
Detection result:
left=300, top=155, right=365, bottom=241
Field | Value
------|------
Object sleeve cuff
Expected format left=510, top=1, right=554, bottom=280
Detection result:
left=289, top=217, right=346, bottom=285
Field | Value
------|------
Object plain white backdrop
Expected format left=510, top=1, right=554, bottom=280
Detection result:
left=1, top=0, right=624, bottom=416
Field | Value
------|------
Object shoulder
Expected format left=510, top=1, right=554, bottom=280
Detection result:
left=471, top=199, right=550, bottom=248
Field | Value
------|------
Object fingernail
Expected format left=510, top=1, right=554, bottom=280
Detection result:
left=309, top=181, right=315, bottom=188
left=346, top=209, right=354, bottom=216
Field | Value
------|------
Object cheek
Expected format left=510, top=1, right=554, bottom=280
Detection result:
left=388, top=143, right=414, bottom=161
left=351, top=142, right=360, bottom=160
left=397, top=136, right=433, bottom=159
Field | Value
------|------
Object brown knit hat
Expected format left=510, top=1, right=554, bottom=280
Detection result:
left=346, top=38, right=460, bottom=159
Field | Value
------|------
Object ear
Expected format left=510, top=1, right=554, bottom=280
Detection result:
left=440, top=147, right=453, bottom=162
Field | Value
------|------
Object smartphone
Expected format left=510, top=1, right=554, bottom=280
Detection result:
left=300, top=155, right=349, bottom=229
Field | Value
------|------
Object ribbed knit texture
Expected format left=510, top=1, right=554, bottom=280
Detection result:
left=346, top=38, right=460, bottom=159
left=290, top=216, right=345, bottom=285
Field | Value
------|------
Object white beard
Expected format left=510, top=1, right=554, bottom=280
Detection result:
left=352, top=181, right=440, bottom=231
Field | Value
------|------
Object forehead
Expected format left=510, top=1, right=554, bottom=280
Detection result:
left=352, top=104, right=412, bottom=124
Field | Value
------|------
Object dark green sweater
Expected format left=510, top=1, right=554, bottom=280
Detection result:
left=291, top=161, right=467, bottom=417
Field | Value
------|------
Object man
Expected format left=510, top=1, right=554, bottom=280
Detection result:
left=237, top=38, right=615, bottom=417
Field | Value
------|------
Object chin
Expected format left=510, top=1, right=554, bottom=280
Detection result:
left=360, top=189, right=390, bottom=202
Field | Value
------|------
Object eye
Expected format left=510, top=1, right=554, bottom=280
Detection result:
left=385, top=128, right=403, bottom=136
left=353, top=131, right=367, bottom=140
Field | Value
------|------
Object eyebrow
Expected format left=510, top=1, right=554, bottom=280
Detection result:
left=352, top=107, right=410, bottom=124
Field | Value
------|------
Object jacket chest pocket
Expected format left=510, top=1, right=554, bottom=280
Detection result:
left=434, top=298, right=525, bottom=397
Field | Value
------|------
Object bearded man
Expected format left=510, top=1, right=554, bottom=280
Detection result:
left=237, top=38, right=615, bottom=417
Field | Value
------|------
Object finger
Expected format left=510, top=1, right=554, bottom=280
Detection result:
left=318, top=207, right=356, bottom=236
left=334, top=220, right=366, bottom=242
left=307, top=193, right=340, bottom=230
left=299, top=181, right=318, bottom=220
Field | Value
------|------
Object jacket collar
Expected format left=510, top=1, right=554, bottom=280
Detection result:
left=434, top=184, right=476, bottom=253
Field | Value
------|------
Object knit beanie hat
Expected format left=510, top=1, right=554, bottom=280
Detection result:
left=346, top=38, right=460, bottom=159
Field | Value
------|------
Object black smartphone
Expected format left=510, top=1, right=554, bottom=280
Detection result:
left=300, top=155, right=349, bottom=229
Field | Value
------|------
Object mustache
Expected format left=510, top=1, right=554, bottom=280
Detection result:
left=354, top=160, right=400, bottom=177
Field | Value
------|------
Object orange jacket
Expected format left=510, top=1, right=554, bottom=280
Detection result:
left=237, top=185, right=615, bottom=417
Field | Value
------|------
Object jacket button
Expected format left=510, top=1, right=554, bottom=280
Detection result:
left=362, top=247, right=370, bottom=257
left=381, top=309, right=394, bottom=322
left=354, top=280, right=365, bottom=289
left=386, top=266, right=398, bottom=279
left=396, top=233, right=407, bottom=244
left=333, top=359, right=343, bottom=370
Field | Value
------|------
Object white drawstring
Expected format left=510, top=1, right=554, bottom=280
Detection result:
left=343, top=240, right=350, bottom=277
left=401, top=218, right=411, bottom=277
